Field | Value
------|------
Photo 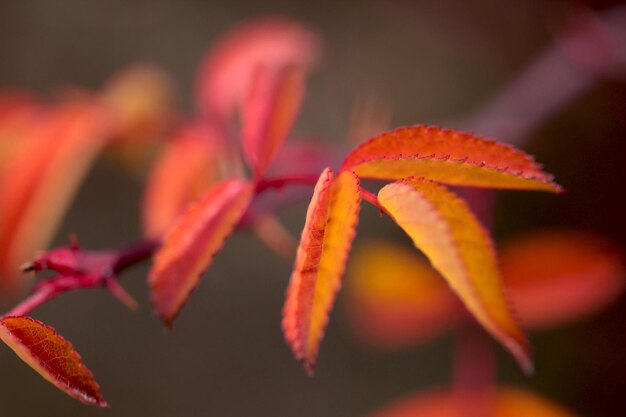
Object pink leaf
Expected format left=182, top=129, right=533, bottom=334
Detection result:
left=195, top=16, right=321, bottom=122
left=242, top=64, right=305, bottom=176
left=149, top=179, right=254, bottom=325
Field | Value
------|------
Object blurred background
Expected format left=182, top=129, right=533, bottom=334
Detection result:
left=1, top=0, right=625, bottom=416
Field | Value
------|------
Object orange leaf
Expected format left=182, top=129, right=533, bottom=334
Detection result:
left=195, top=16, right=321, bottom=121
left=347, top=230, right=625, bottom=350
left=142, top=123, right=222, bottom=238
left=0, top=91, right=43, bottom=164
left=501, top=230, right=625, bottom=329
left=342, top=125, right=561, bottom=192
left=367, top=387, right=578, bottom=417
left=99, top=64, right=177, bottom=170
left=242, top=65, right=305, bottom=176
left=283, top=168, right=360, bottom=373
left=149, top=179, right=254, bottom=325
left=0, top=102, right=110, bottom=295
left=378, top=177, right=531, bottom=372
left=346, top=241, right=457, bottom=349
left=0, top=316, right=107, bottom=407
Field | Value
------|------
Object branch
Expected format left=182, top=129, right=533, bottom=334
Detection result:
left=5, top=239, right=159, bottom=317
left=452, top=6, right=626, bottom=228
left=360, top=188, right=385, bottom=213
left=455, top=5, right=626, bottom=147
left=254, top=174, right=321, bottom=194
left=452, top=321, right=497, bottom=416
left=6, top=175, right=323, bottom=317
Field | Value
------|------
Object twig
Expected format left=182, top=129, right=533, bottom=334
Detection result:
left=455, top=5, right=626, bottom=146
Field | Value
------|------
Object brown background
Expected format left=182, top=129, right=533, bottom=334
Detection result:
left=1, top=0, right=626, bottom=416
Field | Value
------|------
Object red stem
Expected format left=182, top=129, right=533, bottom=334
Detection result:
left=6, top=288, right=55, bottom=317
left=360, top=188, right=386, bottom=213
left=452, top=322, right=496, bottom=417
left=5, top=174, right=324, bottom=317
left=112, top=240, right=160, bottom=273
left=254, top=174, right=320, bottom=194
left=5, top=239, right=159, bottom=317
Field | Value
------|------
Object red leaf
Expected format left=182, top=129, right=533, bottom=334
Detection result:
left=142, top=123, right=222, bottom=238
left=0, top=102, right=110, bottom=294
left=0, top=90, right=43, bottom=164
left=242, top=64, right=305, bottom=176
left=342, top=125, right=561, bottom=192
left=0, top=316, right=107, bottom=407
left=501, top=230, right=625, bottom=328
left=283, top=168, right=361, bottom=373
left=149, top=179, right=254, bottom=325
left=195, top=16, right=321, bottom=122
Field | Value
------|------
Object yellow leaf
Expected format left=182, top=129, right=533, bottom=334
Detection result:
left=283, top=168, right=361, bottom=373
left=378, top=177, right=531, bottom=372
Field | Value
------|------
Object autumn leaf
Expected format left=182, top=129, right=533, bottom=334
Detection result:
left=366, top=387, right=578, bottom=417
left=0, top=90, right=43, bottom=164
left=248, top=214, right=298, bottom=260
left=195, top=16, right=321, bottom=122
left=142, top=123, right=223, bottom=238
left=0, top=316, right=107, bottom=407
left=501, top=230, right=624, bottom=329
left=346, top=230, right=624, bottom=349
left=378, top=177, right=531, bottom=372
left=149, top=179, right=254, bottom=325
left=242, top=64, right=305, bottom=176
left=0, top=102, right=110, bottom=295
left=99, top=63, right=177, bottom=171
left=342, top=125, right=561, bottom=192
left=283, top=168, right=360, bottom=373
left=346, top=241, right=458, bottom=349
left=347, top=96, right=391, bottom=145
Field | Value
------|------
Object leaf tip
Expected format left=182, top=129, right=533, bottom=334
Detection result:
left=0, top=316, right=108, bottom=407
left=92, top=395, right=110, bottom=408
left=155, top=309, right=176, bottom=330
left=304, top=359, right=316, bottom=377
left=505, top=335, right=534, bottom=375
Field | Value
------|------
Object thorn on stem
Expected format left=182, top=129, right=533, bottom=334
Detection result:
left=105, top=278, right=139, bottom=311
left=69, top=233, right=80, bottom=250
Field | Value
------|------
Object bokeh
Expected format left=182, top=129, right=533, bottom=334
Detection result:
left=1, top=0, right=625, bottom=416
